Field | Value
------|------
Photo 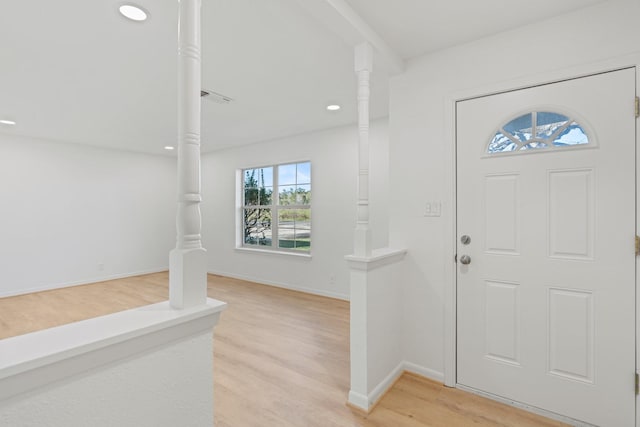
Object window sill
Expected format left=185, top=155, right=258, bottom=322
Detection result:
left=235, top=246, right=312, bottom=259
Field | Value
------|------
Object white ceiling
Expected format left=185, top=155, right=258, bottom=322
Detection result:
left=343, top=0, right=608, bottom=60
left=0, top=0, right=609, bottom=154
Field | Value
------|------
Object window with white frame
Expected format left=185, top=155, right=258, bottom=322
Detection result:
left=241, top=161, right=311, bottom=253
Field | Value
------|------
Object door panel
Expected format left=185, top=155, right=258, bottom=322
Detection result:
left=485, top=174, right=520, bottom=254
left=484, top=280, right=520, bottom=365
left=548, top=287, right=594, bottom=383
left=456, top=68, right=636, bottom=426
left=548, top=169, right=594, bottom=259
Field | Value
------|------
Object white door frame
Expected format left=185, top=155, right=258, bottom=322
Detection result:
left=442, top=55, right=639, bottom=421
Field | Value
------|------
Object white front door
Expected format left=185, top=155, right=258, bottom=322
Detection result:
left=456, top=68, right=636, bottom=426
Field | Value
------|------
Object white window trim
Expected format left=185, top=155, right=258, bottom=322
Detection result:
left=234, top=246, right=312, bottom=259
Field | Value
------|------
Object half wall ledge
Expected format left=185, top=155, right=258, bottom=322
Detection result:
left=0, top=298, right=227, bottom=402
left=345, top=247, right=407, bottom=271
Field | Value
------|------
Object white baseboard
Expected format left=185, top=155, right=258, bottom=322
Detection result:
left=350, top=361, right=445, bottom=412
left=368, top=362, right=405, bottom=407
left=347, top=390, right=369, bottom=411
left=207, top=270, right=350, bottom=301
left=402, top=361, right=445, bottom=383
left=0, top=268, right=168, bottom=298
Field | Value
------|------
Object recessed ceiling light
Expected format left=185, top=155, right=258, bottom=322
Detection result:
left=326, top=104, right=341, bottom=111
left=119, top=4, right=148, bottom=21
left=0, top=119, right=16, bottom=126
left=164, top=146, right=175, bottom=150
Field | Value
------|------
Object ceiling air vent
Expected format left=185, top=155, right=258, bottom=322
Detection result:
left=201, top=89, right=233, bottom=104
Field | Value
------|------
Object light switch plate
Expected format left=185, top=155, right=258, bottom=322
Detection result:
left=424, top=201, right=442, bottom=217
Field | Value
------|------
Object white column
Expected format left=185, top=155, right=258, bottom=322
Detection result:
left=353, top=43, right=373, bottom=257
left=170, top=0, right=207, bottom=309
left=347, top=42, right=374, bottom=411
left=347, top=42, right=409, bottom=412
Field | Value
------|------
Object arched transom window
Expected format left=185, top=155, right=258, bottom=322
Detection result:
left=488, top=111, right=589, bottom=154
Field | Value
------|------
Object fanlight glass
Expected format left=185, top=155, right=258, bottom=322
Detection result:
left=488, top=112, right=588, bottom=154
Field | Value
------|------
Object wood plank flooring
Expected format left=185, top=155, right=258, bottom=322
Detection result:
left=0, top=272, right=566, bottom=426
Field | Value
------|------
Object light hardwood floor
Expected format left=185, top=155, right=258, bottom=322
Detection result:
left=0, top=273, right=566, bottom=426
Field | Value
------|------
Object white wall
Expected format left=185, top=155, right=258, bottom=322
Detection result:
left=202, top=120, right=389, bottom=300
left=0, top=135, right=176, bottom=297
left=1, top=334, right=213, bottom=427
left=389, top=0, right=640, bottom=378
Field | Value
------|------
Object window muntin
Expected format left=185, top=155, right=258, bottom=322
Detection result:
left=488, top=111, right=589, bottom=154
left=242, top=162, right=311, bottom=253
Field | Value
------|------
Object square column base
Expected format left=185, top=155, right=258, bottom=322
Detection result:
left=170, top=247, right=207, bottom=309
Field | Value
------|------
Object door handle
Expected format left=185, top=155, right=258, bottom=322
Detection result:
left=459, top=255, right=471, bottom=265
